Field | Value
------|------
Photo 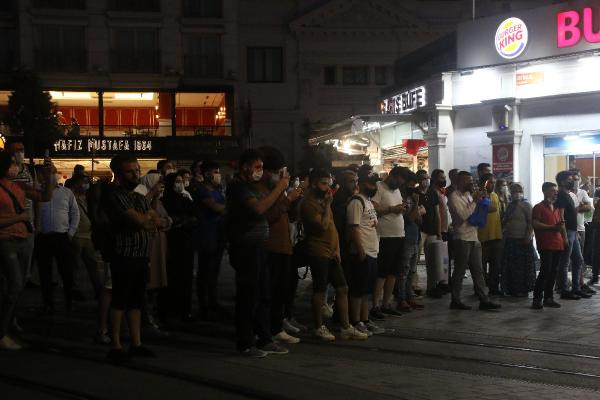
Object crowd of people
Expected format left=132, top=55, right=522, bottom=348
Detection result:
left=1, top=140, right=599, bottom=362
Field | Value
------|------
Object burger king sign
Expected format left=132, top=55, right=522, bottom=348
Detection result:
left=495, top=17, right=528, bottom=59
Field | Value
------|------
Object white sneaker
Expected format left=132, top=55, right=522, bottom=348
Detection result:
left=354, top=322, right=373, bottom=337
left=274, top=330, right=300, bottom=344
left=282, top=318, right=301, bottom=334
left=322, top=304, right=334, bottom=319
left=340, top=325, right=368, bottom=340
left=0, top=335, right=22, bottom=351
left=365, top=320, right=385, bottom=335
left=314, top=325, right=336, bottom=342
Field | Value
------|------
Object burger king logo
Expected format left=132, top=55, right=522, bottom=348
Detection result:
left=495, top=17, right=528, bottom=60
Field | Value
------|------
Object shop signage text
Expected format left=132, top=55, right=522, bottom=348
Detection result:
left=382, top=86, right=426, bottom=114
left=557, top=7, right=600, bottom=48
left=516, top=71, right=544, bottom=86
left=493, top=144, right=514, bottom=181
left=53, top=138, right=156, bottom=155
left=495, top=18, right=529, bottom=59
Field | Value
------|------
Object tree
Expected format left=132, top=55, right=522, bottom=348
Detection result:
left=4, top=69, right=62, bottom=161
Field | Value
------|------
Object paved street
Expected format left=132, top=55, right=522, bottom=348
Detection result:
left=3, top=256, right=600, bottom=400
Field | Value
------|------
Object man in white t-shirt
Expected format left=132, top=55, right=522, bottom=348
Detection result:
left=347, top=172, right=381, bottom=336
left=370, top=167, right=407, bottom=319
left=571, top=171, right=596, bottom=295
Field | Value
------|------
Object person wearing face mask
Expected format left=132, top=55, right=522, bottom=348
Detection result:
left=0, top=151, right=53, bottom=350
left=477, top=173, right=503, bottom=296
left=347, top=172, right=383, bottom=336
left=255, top=147, right=303, bottom=344
left=161, top=172, right=197, bottom=322
left=555, top=170, right=589, bottom=300
left=192, top=160, right=226, bottom=320
left=157, top=160, right=177, bottom=178
left=448, top=171, right=501, bottom=311
left=105, top=155, right=161, bottom=363
left=494, top=179, right=510, bottom=223
left=225, top=149, right=291, bottom=358
left=500, top=183, right=535, bottom=297
left=300, top=168, right=367, bottom=342
left=36, top=165, right=81, bottom=316
left=531, top=182, right=566, bottom=310
left=177, top=169, right=193, bottom=201
left=415, top=170, right=445, bottom=299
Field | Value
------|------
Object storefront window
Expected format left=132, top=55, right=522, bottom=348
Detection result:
left=102, top=91, right=160, bottom=137
left=174, top=92, right=230, bottom=137
left=49, top=91, right=100, bottom=137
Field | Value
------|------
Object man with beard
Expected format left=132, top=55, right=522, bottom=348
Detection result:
left=106, top=155, right=160, bottom=363
left=226, top=149, right=291, bottom=358
left=301, top=168, right=366, bottom=342
left=448, top=171, right=501, bottom=311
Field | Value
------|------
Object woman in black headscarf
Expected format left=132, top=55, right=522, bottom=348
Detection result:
left=161, top=172, right=198, bottom=322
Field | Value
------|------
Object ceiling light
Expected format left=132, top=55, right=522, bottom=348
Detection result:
left=114, top=92, right=154, bottom=101
left=49, top=91, right=92, bottom=100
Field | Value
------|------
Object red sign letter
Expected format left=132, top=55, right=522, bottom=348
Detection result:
left=583, top=7, right=600, bottom=43
left=557, top=10, right=581, bottom=48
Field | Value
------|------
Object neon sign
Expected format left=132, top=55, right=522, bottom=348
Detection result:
left=495, top=18, right=528, bottom=59
left=381, top=86, right=426, bottom=114
left=557, top=7, right=600, bottom=48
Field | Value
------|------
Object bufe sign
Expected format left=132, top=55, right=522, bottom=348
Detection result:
left=381, top=86, right=427, bottom=114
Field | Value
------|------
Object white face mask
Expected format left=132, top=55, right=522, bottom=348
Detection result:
left=15, top=152, right=25, bottom=165
left=174, top=182, right=185, bottom=193
left=252, top=170, right=263, bottom=182
left=212, top=173, right=222, bottom=186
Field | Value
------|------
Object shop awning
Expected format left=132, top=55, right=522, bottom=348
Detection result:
left=309, top=114, right=414, bottom=145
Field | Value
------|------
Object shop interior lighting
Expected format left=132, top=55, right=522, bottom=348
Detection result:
left=114, top=92, right=154, bottom=101
left=381, top=121, right=397, bottom=129
left=49, top=91, right=92, bottom=100
left=564, top=135, right=580, bottom=141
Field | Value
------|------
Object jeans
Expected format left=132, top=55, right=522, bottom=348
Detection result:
left=36, top=233, right=75, bottom=310
left=0, top=237, right=28, bottom=338
left=451, top=240, right=489, bottom=304
left=397, top=241, right=419, bottom=302
left=558, top=230, right=583, bottom=293
left=481, top=239, right=503, bottom=292
left=534, top=250, right=562, bottom=301
left=229, top=242, right=271, bottom=351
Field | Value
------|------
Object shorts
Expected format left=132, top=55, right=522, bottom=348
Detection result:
left=377, top=237, right=404, bottom=278
left=110, top=256, right=149, bottom=310
left=348, top=255, right=378, bottom=297
left=309, top=256, right=347, bottom=293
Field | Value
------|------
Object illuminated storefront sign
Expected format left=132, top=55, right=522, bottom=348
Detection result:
left=381, top=86, right=426, bottom=114
left=52, top=137, right=163, bottom=156
left=557, top=7, right=600, bottom=48
left=495, top=18, right=528, bottom=59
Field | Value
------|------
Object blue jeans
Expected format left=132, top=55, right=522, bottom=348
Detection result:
left=558, top=230, right=583, bottom=293
left=397, top=241, right=419, bottom=302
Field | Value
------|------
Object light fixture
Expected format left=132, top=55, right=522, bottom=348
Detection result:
left=114, top=92, right=154, bottom=101
left=380, top=121, right=397, bottom=129
left=49, top=91, right=92, bottom=100
left=564, top=135, right=580, bottom=141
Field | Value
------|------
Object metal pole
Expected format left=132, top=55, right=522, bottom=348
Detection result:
left=472, top=0, right=476, bottom=20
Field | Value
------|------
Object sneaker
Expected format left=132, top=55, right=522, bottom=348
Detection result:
left=407, top=300, right=425, bottom=310
left=241, top=347, right=268, bottom=358
left=340, top=325, right=368, bottom=340
left=560, top=291, right=581, bottom=300
left=531, top=300, right=543, bottom=310
left=258, top=342, right=289, bottom=355
left=369, top=307, right=386, bottom=321
left=129, top=345, right=156, bottom=358
left=479, top=301, right=502, bottom=311
left=354, top=322, right=373, bottom=337
left=381, top=305, right=402, bottom=317
left=274, top=331, right=300, bottom=344
left=365, top=320, right=385, bottom=335
left=288, top=318, right=307, bottom=332
left=397, top=300, right=412, bottom=312
left=322, top=304, right=334, bottom=319
left=94, top=331, right=112, bottom=345
left=314, top=325, right=336, bottom=342
left=573, top=290, right=592, bottom=299
left=282, top=318, right=301, bottom=334
left=543, top=299, right=561, bottom=308
left=449, top=301, right=472, bottom=310
left=0, top=335, right=22, bottom=351
left=106, top=348, right=131, bottom=363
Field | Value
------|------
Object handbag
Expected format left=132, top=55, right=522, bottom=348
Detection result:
left=0, top=181, right=33, bottom=233
left=467, top=196, right=491, bottom=228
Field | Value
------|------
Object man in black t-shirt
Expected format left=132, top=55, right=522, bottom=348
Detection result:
left=416, top=170, right=443, bottom=298
left=555, top=170, right=588, bottom=300
left=225, top=149, right=291, bottom=358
